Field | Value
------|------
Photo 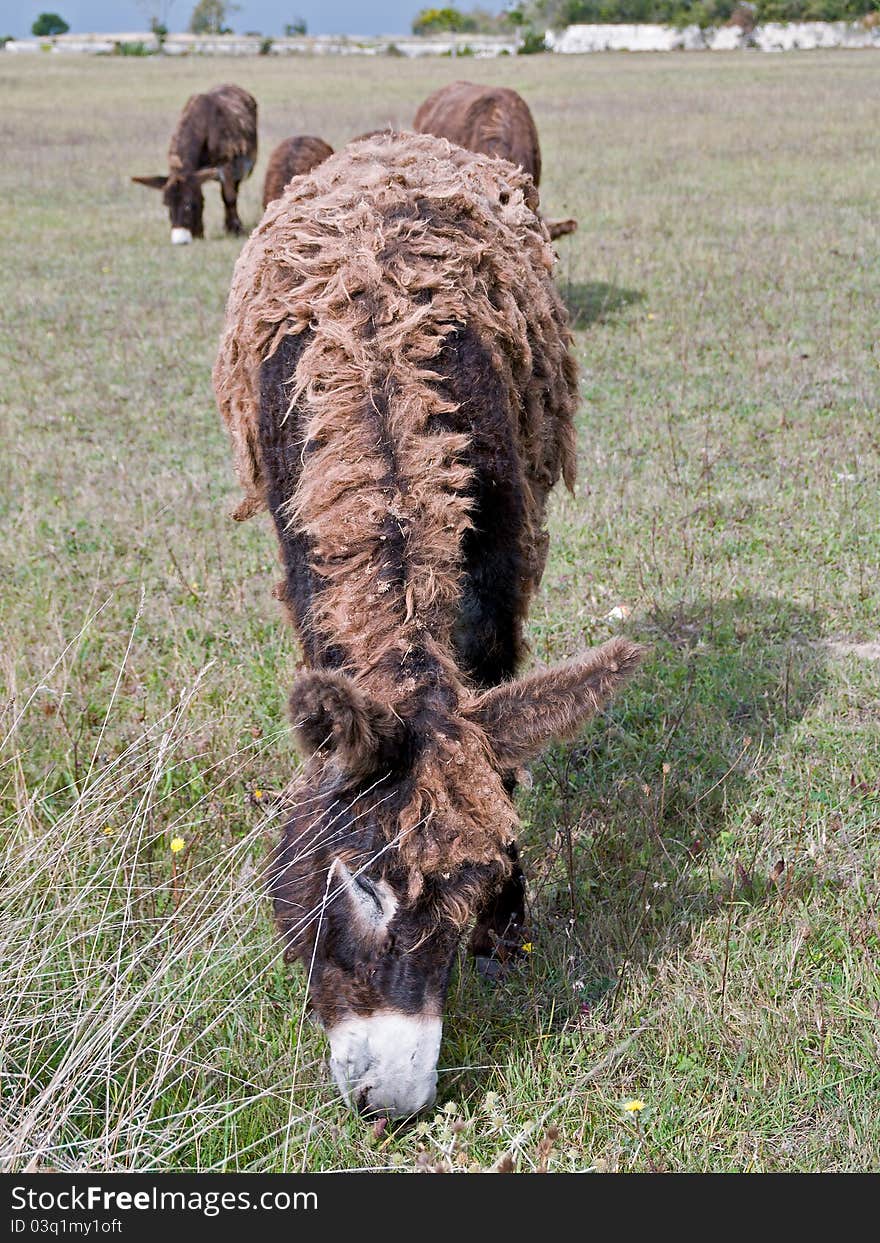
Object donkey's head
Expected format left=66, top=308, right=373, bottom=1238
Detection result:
left=273, top=639, right=643, bottom=1118
left=132, top=168, right=219, bottom=244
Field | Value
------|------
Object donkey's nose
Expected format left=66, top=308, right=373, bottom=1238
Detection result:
left=327, top=1012, right=442, bottom=1120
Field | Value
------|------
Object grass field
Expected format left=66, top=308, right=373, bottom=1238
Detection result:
left=1, top=49, right=879, bottom=1173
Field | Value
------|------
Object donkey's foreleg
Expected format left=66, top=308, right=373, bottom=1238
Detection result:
left=221, top=178, right=244, bottom=236
left=469, top=843, right=527, bottom=981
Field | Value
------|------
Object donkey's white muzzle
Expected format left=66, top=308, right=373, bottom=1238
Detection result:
left=328, top=1012, right=442, bottom=1119
left=170, top=228, right=193, bottom=246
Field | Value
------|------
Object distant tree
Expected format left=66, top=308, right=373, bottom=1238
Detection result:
left=284, top=17, right=308, bottom=34
left=412, top=7, right=477, bottom=34
left=413, top=5, right=522, bottom=33
left=188, top=0, right=239, bottom=35
left=31, top=12, right=69, bottom=36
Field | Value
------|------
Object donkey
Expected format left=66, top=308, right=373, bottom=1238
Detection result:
left=214, top=133, right=642, bottom=1118
left=262, top=135, right=334, bottom=209
left=133, top=83, right=257, bottom=245
left=414, top=80, right=578, bottom=241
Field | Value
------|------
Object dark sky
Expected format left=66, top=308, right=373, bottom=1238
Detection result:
left=9, top=2, right=498, bottom=38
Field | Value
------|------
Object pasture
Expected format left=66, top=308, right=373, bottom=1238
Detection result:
left=1, top=49, right=878, bottom=1172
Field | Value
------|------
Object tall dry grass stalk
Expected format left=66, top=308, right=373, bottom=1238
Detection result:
left=0, top=628, right=343, bottom=1172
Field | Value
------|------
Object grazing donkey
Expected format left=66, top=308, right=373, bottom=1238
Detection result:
left=133, top=84, right=257, bottom=244
left=262, top=135, right=334, bottom=208
left=414, top=80, right=578, bottom=241
left=214, top=133, right=641, bottom=1118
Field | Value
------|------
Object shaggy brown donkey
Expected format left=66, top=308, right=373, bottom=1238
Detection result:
left=414, top=80, right=578, bottom=241
left=214, top=133, right=641, bottom=1118
left=262, top=135, right=334, bottom=208
left=133, top=84, right=257, bottom=244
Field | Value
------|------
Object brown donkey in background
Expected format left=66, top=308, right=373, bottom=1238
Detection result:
left=214, top=133, right=642, bottom=1118
left=414, top=80, right=578, bottom=241
left=262, top=135, right=334, bottom=208
left=133, top=83, right=257, bottom=245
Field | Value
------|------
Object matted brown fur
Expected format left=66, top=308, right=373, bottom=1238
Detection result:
left=214, top=133, right=579, bottom=889
left=262, top=135, right=334, bottom=209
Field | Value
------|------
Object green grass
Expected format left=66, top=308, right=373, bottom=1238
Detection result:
left=1, top=50, right=878, bottom=1172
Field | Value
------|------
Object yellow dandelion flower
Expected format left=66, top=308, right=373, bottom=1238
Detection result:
left=522, top=942, right=533, bottom=953
left=102, top=826, right=114, bottom=836
left=170, top=836, right=185, bottom=853
left=253, top=789, right=263, bottom=800
left=623, top=1099, right=645, bottom=1113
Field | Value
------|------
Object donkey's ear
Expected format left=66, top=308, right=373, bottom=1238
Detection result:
left=194, top=167, right=220, bottom=185
left=131, top=175, right=168, bottom=190
left=328, top=858, right=397, bottom=936
left=467, top=637, right=646, bottom=769
left=289, top=670, right=406, bottom=779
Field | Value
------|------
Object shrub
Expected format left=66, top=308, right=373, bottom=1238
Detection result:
left=526, top=0, right=880, bottom=26
left=519, top=28, right=548, bottom=50
left=114, top=41, right=152, bottom=56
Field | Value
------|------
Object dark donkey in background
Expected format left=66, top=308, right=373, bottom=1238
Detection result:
left=414, top=80, right=578, bottom=241
left=133, top=83, right=257, bottom=245
left=214, top=133, right=643, bottom=1119
left=262, top=135, right=334, bottom=208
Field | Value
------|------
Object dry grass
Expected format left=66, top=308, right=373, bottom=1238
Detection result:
left=1, top=50, right=878, bottom=1172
